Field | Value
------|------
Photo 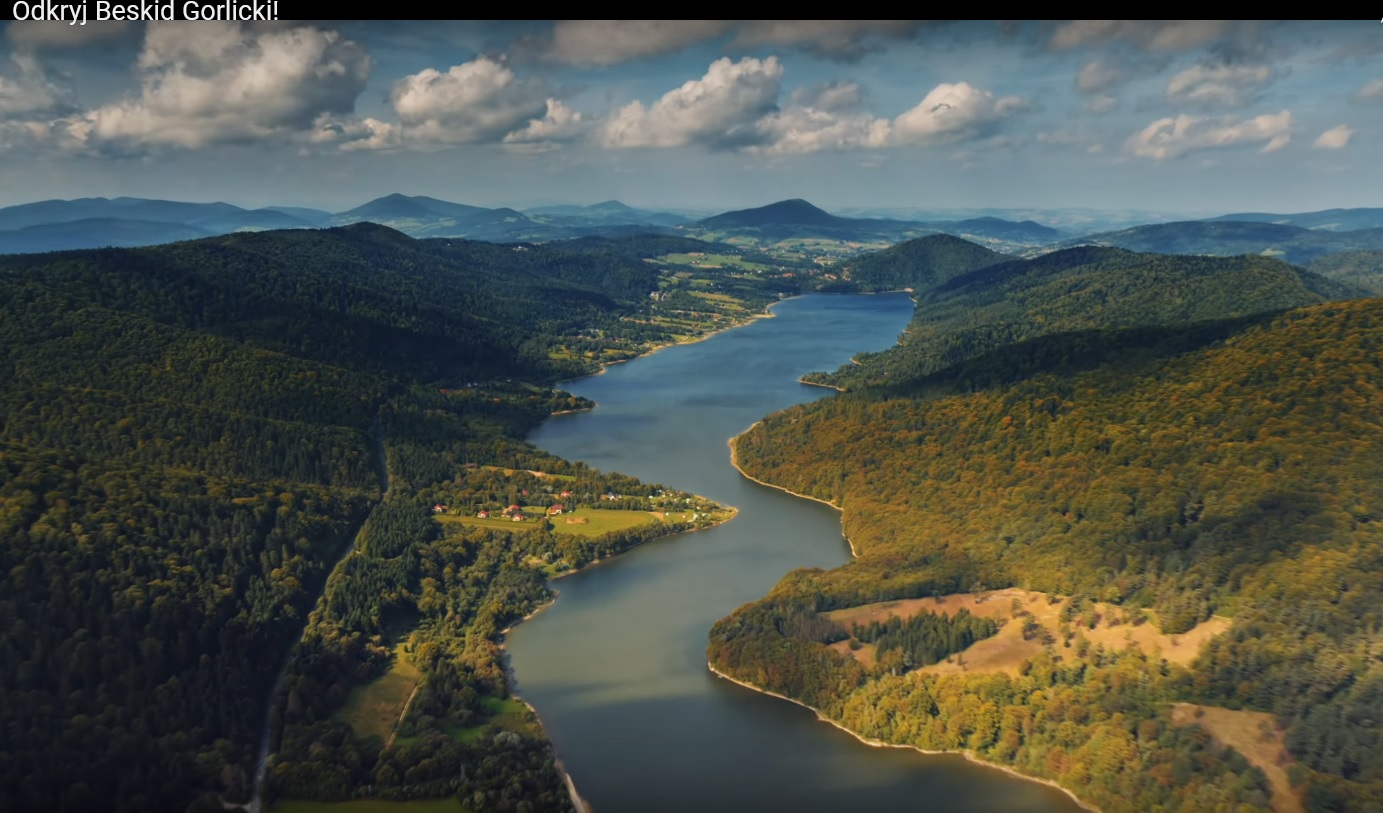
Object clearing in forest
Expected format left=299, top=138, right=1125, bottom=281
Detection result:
left=825, top=589, right=1230, bottom=677
left=1171, top=702, right=1303, bottom=813
left=336, top=643, right=422, bottom=742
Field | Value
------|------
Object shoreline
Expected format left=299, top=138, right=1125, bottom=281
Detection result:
left=555, top=298, right=785, bottom=388
left=496, top=501, right=739, bottom=813
left=545, top=505, right=740, bottom=582
left=706, top=662, right=1102, bottom=813
left=499, top=303, right=779, bottom=812
left=727, top=427, right=858, bottom=558
left=720, top=400, right=1107, bottom=813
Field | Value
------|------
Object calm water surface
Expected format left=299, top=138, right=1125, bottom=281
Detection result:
left=509, top=294, right=1082, bottom=813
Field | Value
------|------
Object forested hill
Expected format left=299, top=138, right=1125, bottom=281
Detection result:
left=0, top=225, right=752, bottom=813
left=716, top=249, right=1383, bottom=810
left=805, top=244, right=1363, bottom=391
left=823, top=234, right=1007, bottom=293
left=0, top=223, right=675, bottom=385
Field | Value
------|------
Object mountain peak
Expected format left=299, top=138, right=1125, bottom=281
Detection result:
left=698, top=198, right=846, bottom=229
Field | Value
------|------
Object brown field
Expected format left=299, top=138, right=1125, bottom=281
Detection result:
left=824, top=589, right=1231, bottom=677
left=1172, top=703, right=1303, bottom=813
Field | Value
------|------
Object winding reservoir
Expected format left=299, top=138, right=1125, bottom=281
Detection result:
left=509, top=294, right=1083, bottom=813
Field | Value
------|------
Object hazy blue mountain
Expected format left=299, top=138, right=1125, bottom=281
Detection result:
left=1204, top=207, right=1383, bottom=231
left=0, top=217, right=216, bottom=253
left=934, top=216, right=1064, bottom=243
left=262, top=206, right=334, bottom=224
left=697, top=198, right=861, bottom=229
left=1056, top=220, right=1383, bottom=265
left=0, top=197, right=242, bottom=231
left=191, top=208, right=316, bottom=233
left=332, top=193, right=491, bottom=223
left=525, top=200, right=691, bottom=227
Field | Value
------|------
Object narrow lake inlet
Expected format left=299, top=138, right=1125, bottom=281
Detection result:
left=507, top=294, right=1085, bottom=813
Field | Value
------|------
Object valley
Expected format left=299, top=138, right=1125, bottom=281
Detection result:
left=5, top=197, right=1383, bottom=813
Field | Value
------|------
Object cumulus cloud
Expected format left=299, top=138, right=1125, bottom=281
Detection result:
left=1165, top=63, right=1273, bottom=107
left=1126, top=110, right=1292, bottom=159
left=757, top=80, right=1026, bottom=154
left=600, top=58, right=1026, bottom=156
left=543, top=20, right=731, bottom=67
left=1051, top=20, right=1230, bottom=52
left=601, top=56, right=783, bottom=149
left=503, top=99, right=589, bottom=151
left=891, top=82, right=1027, bottom=146
left=732, top=20, right=932, bottom=61
left=308, top=114, right=398, bottom=152
left=389, top=56, right=552, bottom=147
left=752, top=86, right=889, bottom=155
left=1313, top=124, right=1354, bottom=150
left=789, top=80, right=866, bottom=111
left=72, top=22, right=370, bottom=152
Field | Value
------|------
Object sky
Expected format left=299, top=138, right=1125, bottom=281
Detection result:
left=0, top=19, right=1380, bottom=215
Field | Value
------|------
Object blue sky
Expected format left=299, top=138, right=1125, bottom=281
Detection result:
left=0, top=20, right=1380, bottom=214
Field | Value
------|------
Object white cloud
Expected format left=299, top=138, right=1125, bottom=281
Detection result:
left=601, top=56, right=783, bottom=149
left=389, top=56, right=552, bottom=147
left=308, top=114, right=398, bottom=152
left=601, top=59, right=1025, bottom=157
left=544, top=20, right=731, bottom=66
left=789, top=80, right=866, bottom=112
left=1051, top=20, right=1229, bottom=52
left=503, top=99, right=589, bottom=151
left=1356, top=78, right=1383, bottom=102
left=891, top=82, right=1026, bottom=146
left=1313, top=124, right=1354, bottom=150
left=1126, top=110, right=1292, bottom=160
left=1165, top=63, right=1273, bottom=107
left=73, top=22, right=370, bottom=151
left=752, top=104, right=890, bottom=155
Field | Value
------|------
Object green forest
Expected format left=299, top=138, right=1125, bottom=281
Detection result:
left=0, top=226, right=767, bottom=813
left=715, top=236, right=1383, bottom=813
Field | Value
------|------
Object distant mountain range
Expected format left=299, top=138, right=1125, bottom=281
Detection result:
left=1057, top=220, right=1383, bottom=266
left=688, top=198, right=1067, bottom=251
left=3, top=195, right=1383, bottom=263
left=0, top=195, right=695, bottom=254
left=1203, top=207, right=1383, bottom=231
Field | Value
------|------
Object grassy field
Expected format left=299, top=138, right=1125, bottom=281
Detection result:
left=658, top=252, right=770, bottom=272
left=825, top=589, right=1231, bottom=677
left=274, top=799, right=467, bottom=813
left=336, top=643, right=421, bottom=742
left=1172, top=703, right=1303, bottom=813
left=440, top=507, right=669, bottom=538
left=689, top=291, right=747, bottom=307
left=551, top=507, right=659, bottom=537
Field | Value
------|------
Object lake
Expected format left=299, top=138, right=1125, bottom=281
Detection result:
left=508, top=293, right=1084, bottom=813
